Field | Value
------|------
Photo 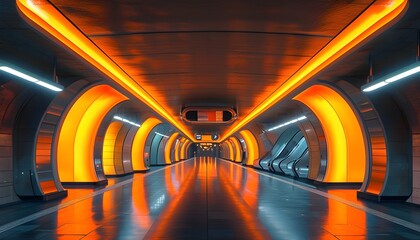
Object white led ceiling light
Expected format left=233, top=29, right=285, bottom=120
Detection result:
left=0, top=65, right=63, bottom=92
left=113, top=116, right=141, bottom=127
left=268, top=116, right=307, bottom=132
left=362, top=61, right=420, bottom=92
left=155, top=132, right=169, bottom=138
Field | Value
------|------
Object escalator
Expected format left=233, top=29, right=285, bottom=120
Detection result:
left=255, top=125, right=311, bottom=179
left=270, top=133, right=304, bottom=173
left=292, top=149, right=309, bottom=178
left=280, top=137, right=307, bottom=175
left=258, top=126, right=301, bottom=171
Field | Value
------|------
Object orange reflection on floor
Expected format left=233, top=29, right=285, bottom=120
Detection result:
left=218, top=165, right=269, bottom=240
left=241, top=170, right=259, bottom=210
left=132, top=174, right=152, bottom=230
left=56, top=192, right=99, bottom=235
left=323, top=189, right=366, bottom=237
left=143, top=160, right=199, bottom=239
left=164, top=167, right=177, bottom=197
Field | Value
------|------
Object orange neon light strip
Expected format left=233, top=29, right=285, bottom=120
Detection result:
left=294, top=85, right=366, bottom=182
left=132, top=117, right=162, bottom=171
left=164, top=132, right=179, bottom=164
left=220, top=0, right=408, bottom=142
left=239, top=130, right=259, bottom=166
left=16, top=0, right=195, bottom=141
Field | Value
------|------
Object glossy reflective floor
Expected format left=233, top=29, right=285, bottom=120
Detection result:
left=0, top=157, right=419, bottom=239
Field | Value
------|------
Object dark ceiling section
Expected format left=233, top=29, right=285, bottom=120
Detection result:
left=49, top=0, right=374, bottom=135
left=0, top=1, right=99, bottom=87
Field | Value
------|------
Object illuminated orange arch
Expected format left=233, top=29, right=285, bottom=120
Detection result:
left=220, top=143, right=229, bottom=159
left=225, top=140, right=234, bottom=161
left=174, top=138, right=182, bottom=162
left=239, top=130, right=259, bottom=166
left=57, top=85, right=128, bottom=183
left=180, top=139, right=190, bottom=160
left=132, top=117, right=162, bottom=171
left=102, top=121, right=124, bottom=175
left=229, top=137, right=242, bottom=163
left=294, top=84, right=366, bottom=183
left=165, top=132, right=179, bottom=164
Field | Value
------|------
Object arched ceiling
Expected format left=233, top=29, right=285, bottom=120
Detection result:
left=1, top=0, right=419, bottom=141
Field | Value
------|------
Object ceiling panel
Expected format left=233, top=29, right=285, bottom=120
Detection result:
left=48, top=0, right=375, bottom=135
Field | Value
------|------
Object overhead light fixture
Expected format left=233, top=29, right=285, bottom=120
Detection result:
left=155, top=132, right=169, bottom=138
left=362, top=61, right=420, bottom=92
left=0, top=66, right=63, bottom=92
left=268, top=116, right=307, bottom=132
left=113, top=115, right=141, bottom=127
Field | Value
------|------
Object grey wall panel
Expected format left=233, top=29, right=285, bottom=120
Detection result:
left=368, top=93, right=411, bottom=199
left=34, top=80, right=96, bottom=191
left=157, top=137, right=168, bottom=165
left=122, top=126, right=136, bottom=173
left=0, top=82, right=23, bottom=205
left=332, top=80, right=411, bottom=201
left=246, top=124, right=269, bottom=164
left=150, top=134, right=163, bottom=165
left=14, top=92, right=56, bottom=197
left=412, top=134, right=420, bottom=203
left=93, top=103, right=126, bottom=181
left=299, top=114, right=326, bottom=181
left=114, top=124, right=130, bottom=175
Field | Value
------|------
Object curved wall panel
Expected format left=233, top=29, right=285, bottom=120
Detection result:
left=149, top=134, right=164, bottom=165
left=14, top=92, right=58, bottom=197
left=165, top=132, right=179, bottom=164
left=229, top=137, right=242, bottom=163
left=103, top=121, right=124, bottom=175
left=174, top=138, right=183, bottom=162
left=57, top=84, right=128, bottom=183
left=14, top=80, right=98, bottom=200
left=102, top=120, right=137, bottom=176
left=294, top=84, right=366, bottom=183
left=358, top=86, right=411, bottom=200
left=297, top=112, right=327, bottom=181
left=132, top=117, right=162, bottom=172
left=157, top=136, right=168, bottom=165
left=121, top=126, right=137, bottom=173
left=0, top=82, right=31, bottom=204
left=239, top=130, right=259, bottom=166
left=180, top=139, right=190, bottom=160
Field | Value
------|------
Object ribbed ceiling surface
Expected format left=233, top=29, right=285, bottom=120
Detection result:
left=7, top=0, right=376, bottom=136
